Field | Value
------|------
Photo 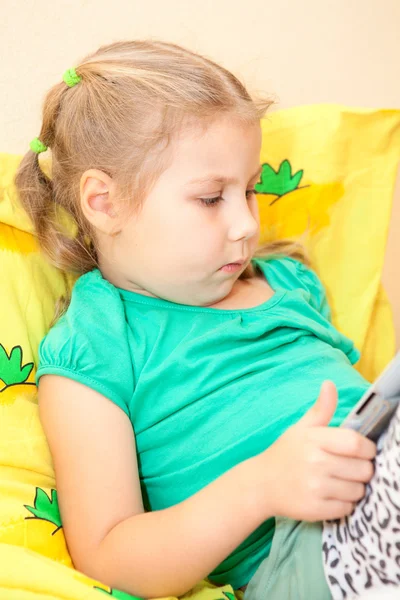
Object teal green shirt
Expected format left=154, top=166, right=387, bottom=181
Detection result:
left=36, top=256, right=369, bottom=589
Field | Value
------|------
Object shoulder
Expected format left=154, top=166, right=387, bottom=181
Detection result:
left=68, top=268, right=124, bottom=318
left=253, top=255, right=319, bottom=290
left=37, top=269, right=134, bottom=416
left=41, top=269, right=128, bottom=353
left=253, top=255, right=331, bottom=320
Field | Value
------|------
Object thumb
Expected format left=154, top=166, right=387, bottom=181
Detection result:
left=297, top=380, right=338, bottom=428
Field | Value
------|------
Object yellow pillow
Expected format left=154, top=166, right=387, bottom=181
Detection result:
left=256, top=105, right=400, bottom=380
left=0, top=104, right=399, bottom=600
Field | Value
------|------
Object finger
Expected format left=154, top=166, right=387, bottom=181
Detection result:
left=297, top=381, right=337, bottom=428
left=314, top=428, right=377, bottom=459
left=319, top=500, right=355, bottom=521
left=323, top=478, right=366, bottom=503
left=328, top=456, right=374, bottom=483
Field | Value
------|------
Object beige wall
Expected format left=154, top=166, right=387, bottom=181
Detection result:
left=1, top=0, right=399, bottom=343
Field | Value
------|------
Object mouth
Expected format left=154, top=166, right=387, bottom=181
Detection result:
left=220, top=258, right=245, bottom=267
left=219, top=259, right=246, bottom=273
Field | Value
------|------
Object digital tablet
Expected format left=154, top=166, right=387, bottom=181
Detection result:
left=341, top=352, right=400, bottom=441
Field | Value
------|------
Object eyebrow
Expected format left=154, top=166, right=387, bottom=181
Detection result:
left=186, top=165, right=263, bottom=186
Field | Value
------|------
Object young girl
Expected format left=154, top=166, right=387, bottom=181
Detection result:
left=14, top=39, right=398, bottom=600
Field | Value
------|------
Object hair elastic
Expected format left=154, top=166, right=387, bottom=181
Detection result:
left=63, top=67, right=82, bottom=87
left=30, top=137, right=48, bottom=154
left=29, top=68, right=81, bottom=153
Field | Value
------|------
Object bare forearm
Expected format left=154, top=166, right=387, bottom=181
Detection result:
left=89, top=458, right=267, bottom=598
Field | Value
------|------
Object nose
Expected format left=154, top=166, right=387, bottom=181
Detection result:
left=227, top=197, right=259, bottom=242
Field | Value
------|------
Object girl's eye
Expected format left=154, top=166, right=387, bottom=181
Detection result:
left=198, top=196, right=222, bottom=207
left=198, top=189, right=257, bottom=208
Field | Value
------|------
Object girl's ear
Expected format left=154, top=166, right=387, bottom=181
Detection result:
left=80, top=169, right=122, bottom=235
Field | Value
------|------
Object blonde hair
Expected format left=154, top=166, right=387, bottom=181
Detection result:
left=15, top=39, right=307, bottom=279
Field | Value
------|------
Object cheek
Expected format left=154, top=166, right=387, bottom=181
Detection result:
left=250, top=196, right=260, bottom=219
left=123, top=199, right=224, bottom=267
left=168, top=203, right=220, bottom=242
left=250, top=200, right=261, bottom=232
left=125, top=206, right=171, bottom=248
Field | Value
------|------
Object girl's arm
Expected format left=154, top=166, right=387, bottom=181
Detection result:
left=39, top=376, right=375, bottom=598
left=38, top=375, right=267, bottom=598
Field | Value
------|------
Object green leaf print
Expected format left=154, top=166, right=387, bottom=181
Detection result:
left=0, top=343, right=34, bottom=387
left=223, top=592, right=236, bottom=600
left=24, top=487, right=62, bottom=533
left=255, top=160, right=304, bottom=196
left=216, top=591, right=237, bottom=600
left=95, top=586, right=143, bottom=599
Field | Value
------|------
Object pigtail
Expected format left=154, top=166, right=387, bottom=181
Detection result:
left=15, top=151, right=96, bottom=273
left=15, top=82, right=97, bottom=274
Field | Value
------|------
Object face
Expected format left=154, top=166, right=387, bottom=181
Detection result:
left=99, top=115, right=262, bottom=306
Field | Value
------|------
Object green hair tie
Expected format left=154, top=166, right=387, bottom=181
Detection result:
left=30, top=137, right=48, bottom=154
left=63, top=67, right=82, bottom=87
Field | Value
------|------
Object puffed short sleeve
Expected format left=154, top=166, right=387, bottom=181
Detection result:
left=295, top=260, right=362, bottom=364
left=259, top=256, right=360, bottom=364
left=294, top=260, right=332, bottom=322
left=36, top=270, right=134, bottom=418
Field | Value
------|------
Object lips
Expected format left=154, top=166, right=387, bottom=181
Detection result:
left=224, top=259, right=245, bottom=267
left=218, top=259, right=247, bottom=272
left=219, top=262, right=244, bottom=273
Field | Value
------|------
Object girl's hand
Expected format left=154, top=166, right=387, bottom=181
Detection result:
left=254, top=381, right=377, bottom=522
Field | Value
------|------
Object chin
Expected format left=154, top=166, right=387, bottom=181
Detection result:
left=205, top=287, right=235, bottom=308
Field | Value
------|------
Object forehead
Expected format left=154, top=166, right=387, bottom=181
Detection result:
left=186, top=165, right=263, bottom=187
left=171, top=118, right=262, bottom=185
